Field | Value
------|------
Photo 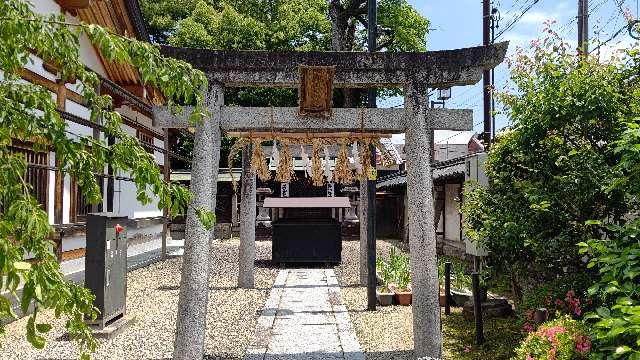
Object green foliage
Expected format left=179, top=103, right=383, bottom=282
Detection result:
left=437, top=256, right=472, bottom=292
left=579, top=219, right=640, bottom=359
left=443, top=308, right=524, bottom=360
left=376, top=0, right=429, bottom=52
left=0, top=0, right=210, bottom=356
left=461, top=29, right=638, bottom=286
left=515, top=316, right=591, bottom=360
left=462, top=27, right=640, bottom=359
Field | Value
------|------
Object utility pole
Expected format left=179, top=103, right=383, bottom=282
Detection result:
left=578, top=0, right=589, bottom=53
left=366, top=0, right=377, bottom=312
left=482, top=0, right=492, bottom=146
left=491, top=7, right=500, bottom=141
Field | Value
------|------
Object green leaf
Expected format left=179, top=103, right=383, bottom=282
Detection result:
left=195, top=207, right=216, bottom=230
left=596, top=307, right=611, bottom=318
left=13, top=261, right=31, bottom=270
left=35, top=323, right=52, bottom=333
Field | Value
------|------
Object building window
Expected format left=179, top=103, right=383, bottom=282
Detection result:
left=71, top=178, right=103, bottom=223
left=136, top=128, right=155, bottom=154
left=8, top=143, right=49, bottom=210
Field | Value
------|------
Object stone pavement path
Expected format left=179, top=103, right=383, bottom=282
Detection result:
left=245, top=268, right=365, bottom=360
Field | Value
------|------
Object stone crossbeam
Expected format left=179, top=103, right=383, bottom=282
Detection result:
left=161, top=42, right=508, bottom=88
left=153, top=106, right=473, bottom=134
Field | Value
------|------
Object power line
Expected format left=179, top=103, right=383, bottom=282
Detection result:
left=590, top=22, right=630, bottom=53
left=495, top=0, right=543, bottom=39
left=435, top=120, right=486, bottom=144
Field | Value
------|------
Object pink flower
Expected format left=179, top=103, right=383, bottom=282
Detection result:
left=576, top=336, right=591, bottom=354
left=526, top=308, right=536, bottom=320
left=541, top=325, right=566, bottom=344
left=464, top=346, right=472, bottom=353
left=574, top=307, right=582, bottom=316
left=555, top=299, right=564, bottom=306
left=523, top=322, right=535, bottom=333
left=566, top=290, right=576, bottom=298
left=527, top=355, right=535, bottom=360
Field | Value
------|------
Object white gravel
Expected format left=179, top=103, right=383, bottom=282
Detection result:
left=2, top=238, right=424, bottom=360
left=0, top=239, right=277, bottom=360
left=336, top=240, right=416, bottom=360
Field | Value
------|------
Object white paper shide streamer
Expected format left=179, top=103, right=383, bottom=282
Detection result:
left=300, top=145, right=311, bottom=178
left=323, top=145, right=333, bottom=182
left=271, top=140, right=280, bottom=168
left=352, top=142, right=362, bottom=175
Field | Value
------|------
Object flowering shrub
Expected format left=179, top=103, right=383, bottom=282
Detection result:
left=515, top=316, right=591, bottom=360
left=519, top=273, right=594, bottom=331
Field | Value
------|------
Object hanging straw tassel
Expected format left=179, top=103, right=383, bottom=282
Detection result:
left=358, top=138, right=373, bottom=181
left=333, top=142, right=354, bottom=184
left=251, top=139, right=271, bottom=182
left=275, top=140, right=294, bottom=183
left=227, top=137, right=249, bottom=191
left=311, top=140, right=324, bottom=186
left=372, top=138, right=396, bottom=167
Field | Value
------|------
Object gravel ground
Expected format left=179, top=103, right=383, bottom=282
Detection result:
left=0, top=239, right=278, bottom=360
left=336, top=240, right=415, bottom=360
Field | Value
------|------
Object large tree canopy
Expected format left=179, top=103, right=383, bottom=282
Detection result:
left=140, top=0, right=428, bottom=52
left=140, top=0, right=429, bottom=168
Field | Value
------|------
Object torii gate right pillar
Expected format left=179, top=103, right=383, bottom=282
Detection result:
left=404, top=81, right=441, bottom=358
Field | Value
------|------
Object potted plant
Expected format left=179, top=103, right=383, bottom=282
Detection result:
left=376, top=257, right=394, bottom=306
left=388, top=249, right=412, bottom=305
left=391, top=267, right=412, bottom=305
left=376, top=285, right=394, bottom=306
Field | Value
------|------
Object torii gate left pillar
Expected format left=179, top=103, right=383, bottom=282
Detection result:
left=173, top=82, right=223, bottom=360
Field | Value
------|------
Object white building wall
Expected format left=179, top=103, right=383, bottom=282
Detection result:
left=62, top=174, right=71, bottom=224
left=444, top=183, right=461, bottom=241
left=434, top=144, right=468, bottom=162
left=48, top=153, right=56, bottom=225
left=24, top=0, right=167, bottom=226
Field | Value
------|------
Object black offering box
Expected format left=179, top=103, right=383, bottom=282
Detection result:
left=264, top=197, right=351, bottom=264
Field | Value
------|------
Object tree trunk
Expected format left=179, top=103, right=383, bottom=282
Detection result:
left=327, top=0, right=362, bottom=107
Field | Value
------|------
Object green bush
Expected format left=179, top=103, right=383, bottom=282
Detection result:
left=579, top=219, right=640, bottom=359
left=514, top=316, right=591, bottom=360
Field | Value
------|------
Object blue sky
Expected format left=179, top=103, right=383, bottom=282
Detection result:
left=383, top=0, right=639, bottom=140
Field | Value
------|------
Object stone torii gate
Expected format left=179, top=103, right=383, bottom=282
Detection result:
left=154, top=43, right=507, bottom=359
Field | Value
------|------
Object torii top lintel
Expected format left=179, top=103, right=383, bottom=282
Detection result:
left=160, top=42, right=509, bottom=88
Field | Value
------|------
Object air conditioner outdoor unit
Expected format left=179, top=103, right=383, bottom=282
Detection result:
left=463, top=153, right=489, bottom=257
